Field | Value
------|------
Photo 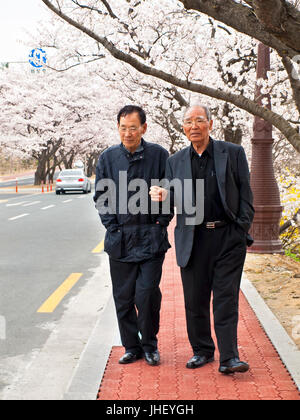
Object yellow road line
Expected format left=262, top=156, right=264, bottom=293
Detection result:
left=92, top=240, right=104, bottom=254
left=37, top=273, right=83, bottom=313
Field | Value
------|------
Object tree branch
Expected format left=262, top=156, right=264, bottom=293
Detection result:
left=180, top=0, right=300, bottom=58
left=45, top=55, right=105, bottom=72
left=281, top=55, right=300, bottom=113
left=251, top=0, right=300, bottom=52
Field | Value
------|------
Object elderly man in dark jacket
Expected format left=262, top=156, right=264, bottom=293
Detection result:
left=94, top=105, right=172, bottom=366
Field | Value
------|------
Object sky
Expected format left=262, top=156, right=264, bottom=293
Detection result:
left=0, top=0, right=50, bottom=63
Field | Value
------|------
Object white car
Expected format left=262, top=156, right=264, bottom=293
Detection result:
left=55, top=169, right=92, bottom=195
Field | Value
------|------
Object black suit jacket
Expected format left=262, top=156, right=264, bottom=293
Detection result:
left=164, top=138, right=255, bottom=267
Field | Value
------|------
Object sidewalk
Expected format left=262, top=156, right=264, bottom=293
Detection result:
left=96, top=223, right=300, bottom=401
left=0, top=170, right=35, bottom=182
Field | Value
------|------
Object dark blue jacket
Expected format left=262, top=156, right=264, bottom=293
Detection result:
left=94, top=138, right=173, bottom=262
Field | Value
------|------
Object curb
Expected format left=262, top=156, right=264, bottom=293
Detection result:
left=63, top=295, right=120, bottom=400
left=241, top=273, right=300, bottom=391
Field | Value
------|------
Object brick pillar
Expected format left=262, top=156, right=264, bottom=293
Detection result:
left=248, top=43, right=283, bottom=254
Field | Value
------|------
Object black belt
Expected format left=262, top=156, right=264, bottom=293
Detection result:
left=203, top=220, right=228, bottom=229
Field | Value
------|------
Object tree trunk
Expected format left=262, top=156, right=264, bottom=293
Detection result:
left=34, top=152, right=47, bottom=185
left=223, top=126, right=243, bottom=145
left=86, top=152, right=100, bottom=177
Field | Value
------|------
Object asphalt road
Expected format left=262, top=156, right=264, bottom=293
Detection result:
left=0, top=189, right=109, bottom=398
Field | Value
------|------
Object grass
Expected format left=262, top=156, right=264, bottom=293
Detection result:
left=285, top=249, right=300, bottom=262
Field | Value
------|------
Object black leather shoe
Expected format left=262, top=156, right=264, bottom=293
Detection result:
left=144, top=350, right=160, bottom=366
left=186, top=355, right=214, bottom=369
left=119, top=352, right=143, bottom=364
left=219, top=358, right=249, bottom=374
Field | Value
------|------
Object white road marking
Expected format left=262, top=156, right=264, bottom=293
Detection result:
left=41, top=205, right=55, bottom=210
left=9, top=213, right=29, bottom=221
left=22, top=201, right=41, bottom=207
left=62, top=199, right=72, bottom=203
left=6, top=201, right=29, bottom=207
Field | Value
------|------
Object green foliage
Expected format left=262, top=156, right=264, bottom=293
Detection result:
left=278, top=169, right=300, bottom=258
left=284, top=249, right=300, bottom=262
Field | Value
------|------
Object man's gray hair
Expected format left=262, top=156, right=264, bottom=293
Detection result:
left=184, top=104, right=212, bottom=121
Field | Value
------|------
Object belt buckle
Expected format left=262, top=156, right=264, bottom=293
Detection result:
left=206, top=222, right=215, bottom=229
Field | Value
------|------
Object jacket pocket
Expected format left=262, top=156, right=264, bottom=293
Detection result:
left=104, top=228, right=123, bottom=259
left=150, top=224, right=171, bottom=255
left=234, top=223, right=249, bottom=247
left=246, top=233, right=254, bottom=247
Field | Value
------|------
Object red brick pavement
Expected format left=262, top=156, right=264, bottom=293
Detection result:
left=97, top=225, right=300, bottom=401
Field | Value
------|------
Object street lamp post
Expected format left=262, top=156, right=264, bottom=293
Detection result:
left=248, top=43, right=283, bottom=254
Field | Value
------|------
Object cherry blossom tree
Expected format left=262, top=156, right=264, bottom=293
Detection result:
left=40, top=0, right=300, bottom=154
left=0, top=66, right=117, bottom=184
left=32, top=2, right=254, bottom=154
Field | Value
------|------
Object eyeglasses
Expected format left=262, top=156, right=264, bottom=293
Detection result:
left=183, top=117, right=208, bottom=127
left=119, top=126, right=139, bottom=133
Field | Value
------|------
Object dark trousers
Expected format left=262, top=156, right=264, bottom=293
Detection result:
left=180, top=223, right=247, bottom=363
left=109, top=254, right=165, bottom=354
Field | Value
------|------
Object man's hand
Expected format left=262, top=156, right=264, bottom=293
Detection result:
left=149, top=186, right=168, bottom=202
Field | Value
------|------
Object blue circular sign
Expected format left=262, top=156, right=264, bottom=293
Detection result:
left=29, top=49, right=47, bottom=68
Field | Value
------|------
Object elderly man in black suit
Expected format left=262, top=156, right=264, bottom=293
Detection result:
left=150, top=104, right=254, bottom=374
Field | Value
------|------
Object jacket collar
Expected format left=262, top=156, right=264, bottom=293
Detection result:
left=119, top=137, right=146, bottom=155
left=190, top=137, right=214, bottom=158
